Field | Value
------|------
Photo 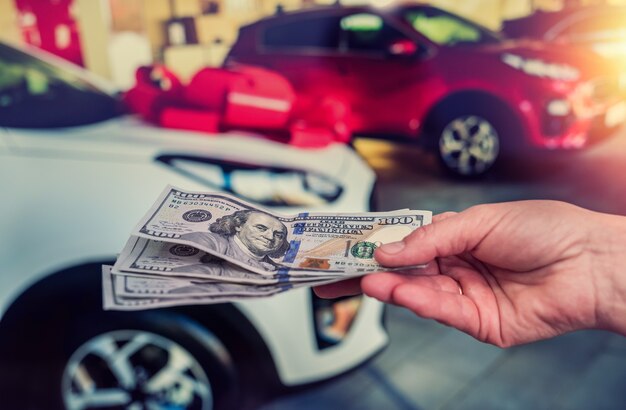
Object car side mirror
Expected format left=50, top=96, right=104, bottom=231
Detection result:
left=387, top=39, right=418, bottom=57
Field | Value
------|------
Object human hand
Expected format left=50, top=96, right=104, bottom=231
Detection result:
left=315, top=201, right=626, bottom=347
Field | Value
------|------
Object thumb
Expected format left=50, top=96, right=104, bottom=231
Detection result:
left=375, top=208, right=489, bottom=267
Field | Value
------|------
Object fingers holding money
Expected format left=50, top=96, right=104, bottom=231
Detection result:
left=374, top=210, right=488, bottom=269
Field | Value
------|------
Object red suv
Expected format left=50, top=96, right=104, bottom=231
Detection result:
left=226, top=5, right=626, bottom=177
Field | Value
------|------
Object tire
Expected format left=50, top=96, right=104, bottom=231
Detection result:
left=3, top=310, right=240, bottom=410
left=427, top=103, right=517, bottom=178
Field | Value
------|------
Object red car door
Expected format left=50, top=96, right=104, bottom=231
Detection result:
left=334, top=12, right=435, bottom=136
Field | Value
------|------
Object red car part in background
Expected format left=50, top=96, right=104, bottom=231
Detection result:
left=124, top=63, right=352, bottom=149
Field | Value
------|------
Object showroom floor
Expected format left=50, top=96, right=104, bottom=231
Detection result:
left=261, top=128, right=626, bottom=410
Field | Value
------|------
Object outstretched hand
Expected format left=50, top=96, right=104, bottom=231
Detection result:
left=315, top=201, right=626, bottom=347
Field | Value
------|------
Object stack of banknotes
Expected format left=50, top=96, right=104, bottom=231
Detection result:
left=103, top=186, right=432, bottom=310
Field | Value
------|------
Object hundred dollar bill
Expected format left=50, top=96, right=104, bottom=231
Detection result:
left=103, top=266, right=265, bottom=310
left=114, top=236, right=339, bottom=285
left=102, top=266, right=338, bottom=311
left=115, top=271, right=287, bottom=298
left=133, top=186, right=431, bottom=277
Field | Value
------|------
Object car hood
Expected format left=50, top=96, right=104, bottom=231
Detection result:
left=3, top=116, right=373, bottom=211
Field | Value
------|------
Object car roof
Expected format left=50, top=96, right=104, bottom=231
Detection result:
left=240, top=4, right=437, bottom=28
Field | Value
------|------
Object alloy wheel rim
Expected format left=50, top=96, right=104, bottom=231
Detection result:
left=439, top=115, right=500, bottom=176
left=62, top=330, right=213, bottom=410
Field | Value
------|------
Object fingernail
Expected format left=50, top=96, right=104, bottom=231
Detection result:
left=380, top=241, right=405, bottom=254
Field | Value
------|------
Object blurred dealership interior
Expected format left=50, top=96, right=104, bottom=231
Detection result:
left=0, top=0, right=623, bottom=89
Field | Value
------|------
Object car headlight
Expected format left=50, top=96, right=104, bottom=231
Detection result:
left=546, top=99, right=572, bottom=116
left=502, top=53, right=580, bottom=81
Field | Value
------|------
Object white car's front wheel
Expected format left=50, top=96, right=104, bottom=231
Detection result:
left=62, top=329, right=213, bottom=410
left=0, top=307, right=243, bottom=410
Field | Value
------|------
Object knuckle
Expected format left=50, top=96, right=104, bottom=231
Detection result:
left=405, top=223, right=433, bottom=244
left=433, top=211, right=457, bottom=223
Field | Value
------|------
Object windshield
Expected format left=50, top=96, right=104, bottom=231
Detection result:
left=0, top=43, right=121, bottom=128
left=400, top=6, right=502, bottom=46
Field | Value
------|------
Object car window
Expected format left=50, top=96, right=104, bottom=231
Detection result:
left=0, top=43, right=120, bottom=128
left=262, top=16, right=341, bottom=51
left=402, top=7, right=500, bottom=46
left=340, top=13, right=409, bottom=54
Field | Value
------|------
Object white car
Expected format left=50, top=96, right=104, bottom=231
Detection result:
left=0, top=42, right=387, bottom=410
